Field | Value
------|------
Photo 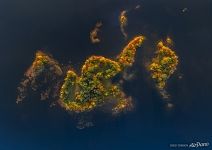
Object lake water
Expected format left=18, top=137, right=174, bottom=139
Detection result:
left=0, top=0, right=212, bottom=149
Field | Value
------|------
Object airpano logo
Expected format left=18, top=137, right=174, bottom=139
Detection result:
left=170, top=141, right=210, bottom=149
left=189, top=142, right=210, bottom=148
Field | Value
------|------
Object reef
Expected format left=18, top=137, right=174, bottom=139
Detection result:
left=119, top=5, right=141, bottom=39
left=16, top=51, right=63, bottom=103
left=148, top=38, right=178, bottom=98
left=59, top=36, right=145, bottom=114
left=17, top=36, right=145, bottom=115
left=16, top=5, right=181, bottom=128
left=90, top=22, right=102, bottom=44
left=119, top=10, right=128, bottom=39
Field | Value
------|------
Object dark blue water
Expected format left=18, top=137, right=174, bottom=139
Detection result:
left=0, top=0, right=212, bottom=149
